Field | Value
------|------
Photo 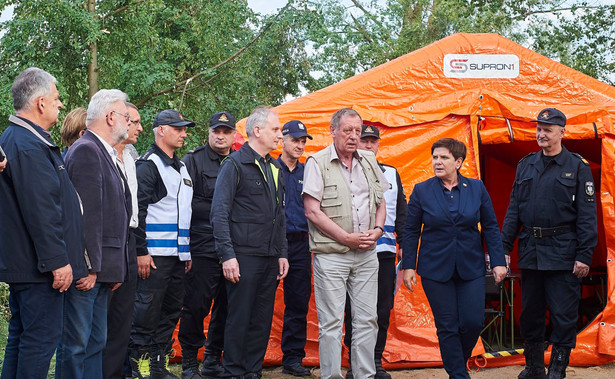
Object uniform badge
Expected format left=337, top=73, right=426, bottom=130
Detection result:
left=184, top=178, right=192, bottom=187
left=219, top=113, right=229, bottom=122
left=365, top=126, right=374, bottom=133
left=540, top=110, right=549, bottom=119
left=298, top=122, right=305, bottom=130
left=585, top=181, right=594, bottom=196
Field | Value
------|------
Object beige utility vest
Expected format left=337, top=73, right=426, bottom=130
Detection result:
left=307, top=146, right=384, bottom=254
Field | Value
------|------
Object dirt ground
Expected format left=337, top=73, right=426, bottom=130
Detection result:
left=256, top=362, right=615, bottom=378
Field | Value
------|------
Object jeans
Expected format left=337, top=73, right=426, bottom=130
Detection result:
left=1, top=282, right=63, bottom=379
left=56, top=283, right=109, bottom=379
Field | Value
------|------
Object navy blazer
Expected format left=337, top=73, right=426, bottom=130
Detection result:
left=401, top=174, right=506, bottom=282
left=65, top=130, right=130, bottom=283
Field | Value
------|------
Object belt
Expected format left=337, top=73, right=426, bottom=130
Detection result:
left=286, top=231, right=309, bottom=242
left=525, top=225, right=574, bottom=238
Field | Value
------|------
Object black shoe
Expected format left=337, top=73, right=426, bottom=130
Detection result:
left=375, top=365, right=391, bottom=379
left=282, top=363, right=310, bottom=377
left=243, top=372, right=262, bottom=379
left=345, top=368, right=353, bottom=379
left=182, top=366, right=204, bottom=379
left=201, top=354, right=224, bottom=377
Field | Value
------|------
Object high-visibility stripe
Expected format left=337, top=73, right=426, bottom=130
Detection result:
left=146, top=224, right=178, bottom=232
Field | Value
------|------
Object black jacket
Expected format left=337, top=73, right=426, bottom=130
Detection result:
left=0, top=116, right=88, bottom=283
left=211, top=142, right=287, bottom=262
left=501, top=146, right=597, bottom=270
left=182, top=144, right=232, bottom=258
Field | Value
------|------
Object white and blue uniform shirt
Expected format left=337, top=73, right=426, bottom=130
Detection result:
left=378, top=165, right=400, bottom=254
left=145, top=153, right=193, bottom=261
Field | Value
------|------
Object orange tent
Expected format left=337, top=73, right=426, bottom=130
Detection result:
left=174, top=33, right=615, bottom=369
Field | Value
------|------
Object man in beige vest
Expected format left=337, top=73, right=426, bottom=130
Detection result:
left=303, top=108, right=388, bottom=379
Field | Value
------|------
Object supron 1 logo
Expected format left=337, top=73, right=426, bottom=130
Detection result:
left=449, top=59, right=468, bottom=73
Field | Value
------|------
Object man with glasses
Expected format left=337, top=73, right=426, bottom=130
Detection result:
left=58, top=89, right=132, bottom=378
left=103, top=102, right=144, bottom=379
left=130, top=109, right=195, bottom=379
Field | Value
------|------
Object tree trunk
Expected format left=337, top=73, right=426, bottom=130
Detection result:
left=87, top=0, right=98, bottom=100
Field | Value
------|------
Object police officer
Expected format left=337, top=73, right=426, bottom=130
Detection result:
left=501, top=108, right=597, bottom=379
left=278, top=120, right=313, bottom=377
left=344, top=125, right=406, bottom=379
left=130, top=109, right=195, bottom=379
left=178, top=111, right=236, bottom=379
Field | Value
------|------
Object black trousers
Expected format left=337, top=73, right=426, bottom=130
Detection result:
left=344, top=253, right=396, bottom=361
left=520, top=269, right=581, bottom=348
left=222, top=255, right=279, bottom=377
left=130, top=256, right=185, bottom=351
left=103, top=230, right=138, bottom=379
left=178, top=256, right=227, bottom=354
left=281, top=237, right=312, bottom=366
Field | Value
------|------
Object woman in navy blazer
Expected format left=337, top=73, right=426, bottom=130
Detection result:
left=402, top=138, right=507, bottom=379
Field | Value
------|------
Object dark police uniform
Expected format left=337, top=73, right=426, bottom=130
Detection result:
left=501, top=146, right=597, bottom=347
left=178, top=143, right=230, bottom=371
left=277, top=155, right=311, bottom=369
left=211, top=142, right=287, bottom=378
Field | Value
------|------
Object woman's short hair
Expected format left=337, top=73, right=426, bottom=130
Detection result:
left=431, top=138, right=467, bottom=163
left=61, top=107, right=87, bottom=147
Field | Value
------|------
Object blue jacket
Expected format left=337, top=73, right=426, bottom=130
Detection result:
left=401, top=174, right=506, bottom=282
left=277, top=155, right=308, bottom=234
left=0, top=116, right=88, bottom=283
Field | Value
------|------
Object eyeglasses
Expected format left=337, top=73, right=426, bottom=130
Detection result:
left=108, top=110, right=130, bottom=122
left=129, top=119, right=141, bottom=125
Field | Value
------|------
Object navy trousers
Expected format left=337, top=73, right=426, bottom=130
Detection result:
left=1, top=282, right=63, bottom=379
left=222, top=255, right=279, bottom=377
left=422, top=274, right=485, bottom=379
left=344, top=252, right=396, bottom=362
left=520, top=269, right=581, bottom=348
left=281, top=236, right=312, bottom=366
left=178, top=256, right=227, bottom=353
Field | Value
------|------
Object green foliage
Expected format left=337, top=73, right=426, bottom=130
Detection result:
left=306, top=0, right=614, bottom=88
left=0, top=0, right=315, bottom=156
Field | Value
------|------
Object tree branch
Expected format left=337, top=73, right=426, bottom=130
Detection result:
left=101, top=0, right=150, bottom=21
left=136, top=0, right=293, bottom=107
left=515, top=5, right=606, bottom=21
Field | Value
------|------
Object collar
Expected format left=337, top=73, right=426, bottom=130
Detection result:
left=436, top=172, right=465, bottom=190
left=205, top=144, right=230, bottom=162
left=89, top=130, right=118, bottom=159
left=529, top=146, right=568, bottom=166
left=150, top=142, right=182, bottom=168
left=9, top=115, right=55, bottom=146
left=329, top=144, right=361, bottom=163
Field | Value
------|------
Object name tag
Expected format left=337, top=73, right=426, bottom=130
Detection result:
left=183, top=178, right=192, bottom=187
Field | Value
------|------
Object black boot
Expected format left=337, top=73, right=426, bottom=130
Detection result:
left=150, top=345, right=179, bottom=379
left=181, top=347, right=203, bottom=379
left=547, top=345, right=571, bottom=379
left=518, top=342, right=546, bottom=379
left=201, top=351, right=224, bottom=378
left=374, top=359, right=391, bottom=379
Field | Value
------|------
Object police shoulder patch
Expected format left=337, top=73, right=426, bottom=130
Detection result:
left=572, top=152, right=589, bottom=166
left=585, top=181, right=595, bottom=197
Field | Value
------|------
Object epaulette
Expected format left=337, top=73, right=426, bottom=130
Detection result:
left=139, top=150, right=153, bottom=161
left=518, top=152, right=536, bottom=163
left=572, top=152, right=590, bottom=166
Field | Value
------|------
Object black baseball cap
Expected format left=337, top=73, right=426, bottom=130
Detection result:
left=152, top=109, right=195, bottom=128
left=282, top=120, right=312, bottom=139
left=209, top=111, right=236, bottom=129
left=361, top=124, right=380, bottom=139
left=532, top=108, right=566, bottom=127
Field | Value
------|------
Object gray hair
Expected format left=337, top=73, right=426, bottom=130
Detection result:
left=330, top=108, right=362, bottom=130
left=125, top=101, right=138, bottom=111
left=245, top=106, right=272, bottom=137
left=86, top=89, right=129, bottom=127
left=11, top=67, right=57, bottom=112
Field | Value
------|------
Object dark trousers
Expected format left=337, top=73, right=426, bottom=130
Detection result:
left=422, top=274, right=485, bottom=379
left=103, top=231, right=138, bottom=379
left=130, top=256, right=185, bottom=351
left=222, top=255, right=279, bottom=377
left=178, top=256, right=227, bottom=354
left=1, top=282, right=63, bottom=379
left=344, top=253, right=396, bottom=361
left=281, top=237, right=312, bottom=366
left=520, top=269, right=581, bottom=348
left=204, top=287, right=227, bottom=355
